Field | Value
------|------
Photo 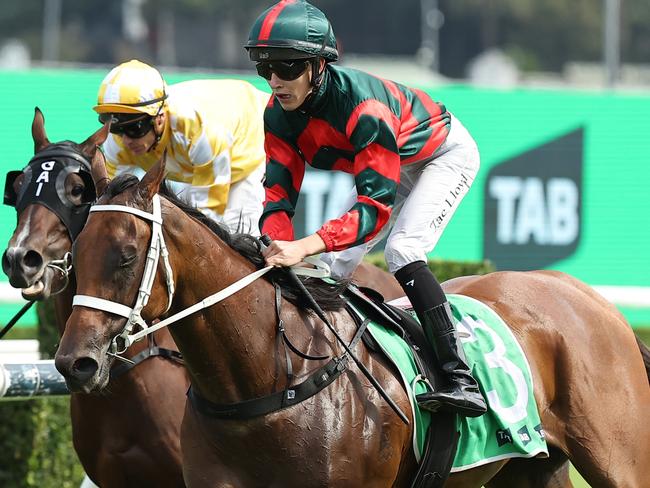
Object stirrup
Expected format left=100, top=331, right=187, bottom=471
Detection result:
left=416, top=391, right=487, bottom=417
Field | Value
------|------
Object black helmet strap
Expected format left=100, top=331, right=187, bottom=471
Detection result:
left=147, top=102, right=166, bottom=153
left=306, top=23, right=333, bottom=94
left=144, top=68, right=167, bottom=153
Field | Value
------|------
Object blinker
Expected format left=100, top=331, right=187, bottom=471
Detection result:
left=3, top=144, right=97, bottom=239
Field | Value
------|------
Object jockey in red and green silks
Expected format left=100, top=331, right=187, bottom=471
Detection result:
left=246, top=0, right=487, bottom=418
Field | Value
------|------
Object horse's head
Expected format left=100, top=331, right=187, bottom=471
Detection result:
left=55, top=157, right=168, bottom=392
left=2, top=108, right=109, bottom=300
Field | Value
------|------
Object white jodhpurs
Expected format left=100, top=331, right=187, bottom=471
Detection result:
left=118, top=162, right=265, bottom=235
left=322, top=113, right=480, bottom=279
left=201, top=161, right=265, bottom=235
left=171, top=161, right=265, bottom=236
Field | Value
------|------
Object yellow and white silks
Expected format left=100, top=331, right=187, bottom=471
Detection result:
left=102, top=79, right=270, bottom=235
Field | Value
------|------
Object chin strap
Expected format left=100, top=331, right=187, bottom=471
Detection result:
left=147, top=88, right=167, bottom=153
left=297, top=61, right=326, bottom=112
left=310, top=58, right=326, bottom=88
left=147, top=115, right=165, bottom=153
left=298, top=23, right=332, bottom=111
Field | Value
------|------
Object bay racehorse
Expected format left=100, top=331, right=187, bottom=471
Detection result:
left=2, top=109, right=189, bottom=487
left=3, top=109, right=404, bottom=487
left=57, top=156, right=650, bottom=487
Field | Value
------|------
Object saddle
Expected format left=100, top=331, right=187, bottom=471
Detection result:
left=344, top=284, right=460, bottom=488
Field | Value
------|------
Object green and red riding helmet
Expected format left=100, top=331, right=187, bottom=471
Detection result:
left=245, top=0, right=338, bottom=63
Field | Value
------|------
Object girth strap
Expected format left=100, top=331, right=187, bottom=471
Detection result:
left=344, top=285, right=460, bottom=488
left=188, top=356, right=348, bottom=420
left=188, top=316, right=372, bottom=420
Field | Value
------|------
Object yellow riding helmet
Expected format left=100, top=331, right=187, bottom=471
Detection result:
left=93, top=60, right=168, bottom=116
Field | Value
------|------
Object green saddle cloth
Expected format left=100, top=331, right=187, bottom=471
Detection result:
left=356, top=293, right=549, bottom=471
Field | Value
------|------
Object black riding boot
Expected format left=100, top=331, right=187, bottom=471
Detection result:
left=394, top=261, right=487, bottom=418
left=415, top=302, right=487, bottom=417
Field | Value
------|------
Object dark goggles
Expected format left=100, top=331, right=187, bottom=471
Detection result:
left=255, top=60, right=310, bottom=81
left=98, top=113, right=154, bottom=139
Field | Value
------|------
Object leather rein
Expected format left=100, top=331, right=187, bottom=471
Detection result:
left=70, top=194, right=390, bottom=420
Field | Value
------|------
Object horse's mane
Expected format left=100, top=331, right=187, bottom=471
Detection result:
left=104, top=174, right=347, bottom=312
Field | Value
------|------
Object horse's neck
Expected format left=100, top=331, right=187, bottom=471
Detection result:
left=163, top=206, right=284, bottom=404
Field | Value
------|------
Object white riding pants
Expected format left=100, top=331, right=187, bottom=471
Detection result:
left=119, top=162, right=265, bottom=235
left=322, top=113, right=480, bottom=279
left=199, top=162, right=265, bottom=235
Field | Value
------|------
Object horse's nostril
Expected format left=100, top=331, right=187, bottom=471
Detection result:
left=72, top=357, right=99, bottom=383
left=22, top=250, right=43, bottom=270
left=1, top=251, right=11, bottom=275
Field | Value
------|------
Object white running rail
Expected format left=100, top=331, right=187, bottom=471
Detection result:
left=592, top=286, right=650, bottom=308
left=0, top=339, right=40, bottom=362
left=0, top=283, right=25, bottom=303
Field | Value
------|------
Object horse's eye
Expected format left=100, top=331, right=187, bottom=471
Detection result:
left=119, top=244, right=137, bottom=268
left=71, top=185, right=84, bottom=197
left=119, top=254, right=136, bottom=268
left=119, top=248, right=137, bottom=267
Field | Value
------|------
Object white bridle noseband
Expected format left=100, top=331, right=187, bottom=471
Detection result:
left=71, top=193, right=330, bottom=359
left=73, top=194, right=177, bottom=354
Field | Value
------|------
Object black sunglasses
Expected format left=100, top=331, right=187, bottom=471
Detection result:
left=98, top=114, right=154, bottom=139
left=255, top=60, right=310, bottom=81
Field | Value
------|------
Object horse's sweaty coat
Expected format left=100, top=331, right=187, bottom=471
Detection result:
left=55, top=156, right=650, bottom=488
left=365, top=294, right=548, bottom=470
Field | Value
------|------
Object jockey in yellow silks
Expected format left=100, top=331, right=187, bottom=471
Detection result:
left=93, top=59, right=269, bottom=234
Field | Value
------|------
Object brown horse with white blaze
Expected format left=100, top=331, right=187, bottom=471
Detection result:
left=2, top=109, right=188, bottom=487
left=56, top=157, right=650, bottom=487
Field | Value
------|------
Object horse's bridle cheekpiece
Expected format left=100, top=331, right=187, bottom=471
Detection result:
left=73, top=194, right=177, bottom=357
left=71, top=193, right=327, bottom=361
left=4, top=144, right=96, bottom=239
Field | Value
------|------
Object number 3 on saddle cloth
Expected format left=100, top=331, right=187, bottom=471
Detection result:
left=346, top=288, right=549, bottom=476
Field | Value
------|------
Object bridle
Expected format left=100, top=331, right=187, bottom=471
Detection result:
left=47, top=251, right=74, bottom=296
left=71, top=192, right=331, bottom=360
left=4, top=144, right=97, bottom=239
left=73, top=194, right=176, bottom=355
left=3, top=144, right=94, bottom=296
left=69, top=192, right=410, bottom=423
left=71, top=194, right=280, bottom=358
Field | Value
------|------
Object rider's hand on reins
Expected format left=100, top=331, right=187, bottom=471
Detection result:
left=261, top=233, right=327, bottom=268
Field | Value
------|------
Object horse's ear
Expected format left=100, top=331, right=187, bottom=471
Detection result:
left=79, top=122, right=109, bottom=157
left=80, top=123, right=111, bottom=196
left=32, top=107, right=50, bottom=153
left=90, top=149, right=110, bottom=197
left=137, top=152, right=166, bottom=201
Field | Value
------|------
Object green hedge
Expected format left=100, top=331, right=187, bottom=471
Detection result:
left=363, top=253, right=496, bottom=282
left=1, top=327, right=37, bottom=340
left=0, top=299, right=84, bottom=488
